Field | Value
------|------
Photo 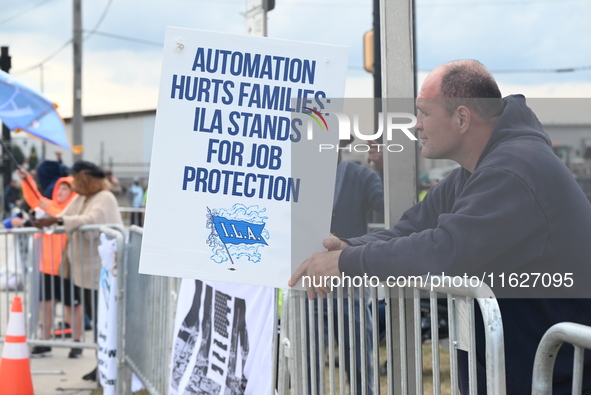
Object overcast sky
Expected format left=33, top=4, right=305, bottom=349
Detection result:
left=2, top=0, right=591, bottom=118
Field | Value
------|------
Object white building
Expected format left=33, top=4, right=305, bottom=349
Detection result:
left=11, top=99, right=591, bottom=188
left=12, top=109, right=156, bottom=186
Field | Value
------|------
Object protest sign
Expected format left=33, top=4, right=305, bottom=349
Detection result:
left=169, top=279, right=275, bottom=395
left=139, top=27, right=348, bottom=287
left=97, top=233, right=144, bottom=394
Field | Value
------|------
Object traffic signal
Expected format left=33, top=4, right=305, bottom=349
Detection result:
left=264, top=0, right=275, bottom=12
left=0, top=46, right=11, bottom=73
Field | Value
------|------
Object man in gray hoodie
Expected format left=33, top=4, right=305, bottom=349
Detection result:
left=289, top=60, right=591, bottom=394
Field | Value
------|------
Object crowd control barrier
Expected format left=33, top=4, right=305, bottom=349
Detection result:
left=532, top=322, right=591, bottom=395
left=0, top=224, right=125, bottom=388
left=116, top=225, right=179, bottom=394
left=9, top=222, right=591, bottom=394
left=278, top=276, right=506, bottom=395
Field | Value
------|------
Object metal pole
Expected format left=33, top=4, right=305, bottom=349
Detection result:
left=245, top=0, right=267, bottom=37
left=380, top=0, right=416, bottom=223
left=372, top=0, right=382, bottom=101
left=1, top=46, right=12, bottom=190
left=72, top=0, right=83, bottom=161
left=380, top=1, right=417, bottom=394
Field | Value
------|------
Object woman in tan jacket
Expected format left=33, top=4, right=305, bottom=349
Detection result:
left=33, top=160, right=123, bottom=379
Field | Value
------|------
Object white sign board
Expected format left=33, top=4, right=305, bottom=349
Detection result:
left=139, top=27, right=348, bottom=288
left=169, top=279, right=275, bottom=395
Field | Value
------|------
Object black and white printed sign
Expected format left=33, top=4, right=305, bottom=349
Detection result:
left=170, top=279, right=275, bottom=394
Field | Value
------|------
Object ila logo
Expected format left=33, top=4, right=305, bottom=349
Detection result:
left=206, top=204, right=269, bottom=268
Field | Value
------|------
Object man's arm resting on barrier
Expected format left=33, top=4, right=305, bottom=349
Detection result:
left=288, top=235, right=348, bottom=300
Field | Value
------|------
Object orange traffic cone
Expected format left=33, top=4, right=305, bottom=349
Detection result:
left=0, top=296, right=34, bottom=395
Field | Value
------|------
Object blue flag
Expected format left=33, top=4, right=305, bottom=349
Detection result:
left=0, top=70, right=71, bottom=150
left=212, top=216, right=268, bottom=246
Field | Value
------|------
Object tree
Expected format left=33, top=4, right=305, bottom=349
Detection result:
left=28, top=146, right=39, bottom=170
left=11, top=144, right=24, bottom=166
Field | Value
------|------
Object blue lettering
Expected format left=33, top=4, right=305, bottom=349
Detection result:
left=289, top=58, right=302, bottom=83
left=228, top=112, right=240, bottom=136
left=198, top=78, right=211, bottom=101
left=221, top=170, right=233, bottom=194
left=185, top=76, right=198, bottom=100
left=230, top=52, right=243, bottom=76
left=232, top=172, right=244, bottom=196
left=290, top=118, right=303, bottom=142
left=171, top=74, right=184, bottom=99
left=222, top=81, right=234, bottom=105
left=288, top=177, right=300, bottom=202
left=244, top=53, right=261, bottom=78
left=182, top=166, right=195, bottom=190
left=269, top=146, right=282, bottom=170
left=244, top=174, right=256, bottom=197
left=195, top=168, right=208, bottom=192
left=262, top=85, right=280, bottom=110
left=260, top=56, right=273, bottom=80
left=209, top=169, right=221, bottom=193
left=192, top=48, right=205, bottom=72
left=238, top=82, right=250, bottom=106
left=249, top=114, right=262, bottom=139
left=206, top=48, right=218, bottom=73
left=206, top=139, right=220, bottom=163
left=302, top=59, right=316, bottom=84
left=247, top=84, right=261, bottom=108
left=273, top=176, right=286, bottom=200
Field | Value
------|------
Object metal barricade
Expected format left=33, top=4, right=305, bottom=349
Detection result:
left=278, top=276, right=506, bottom=395
left=0, top=228, right=35, bottom=340
left=3, top=223, right=509, bottom=394
left=0, top=224, right=125, bottom=355
left=117, top=225, right=179, bottom=395
left=118, top=207, right=145, bottom=227
left=532, top=322, right=591, bottom=395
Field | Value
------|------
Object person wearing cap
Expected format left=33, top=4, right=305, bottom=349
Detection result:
left=33, top=160, right=123, bottom=380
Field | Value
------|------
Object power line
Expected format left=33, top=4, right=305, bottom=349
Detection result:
left=85, top=0, right=114, bottom=38
left=73, top=30, right=591, bottom=76
left=0, top=0, right=55, bottom=26
left=211, top=0, right=590, bottom=7
left=13, top=0, right=115, bottom=75
left=86, top=30, right=162, bottom=47
left=14, top=39, right=72, bottom=75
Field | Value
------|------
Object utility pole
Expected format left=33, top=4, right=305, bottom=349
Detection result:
left=245, top=0, right=274, bottom=37
left=379, top=1, right=417, bottom=394
left=373, top=0, right=382, bottom=101
left=1, top=46, right=12, bottom=188
left=72, top=0, right=83, bottom=161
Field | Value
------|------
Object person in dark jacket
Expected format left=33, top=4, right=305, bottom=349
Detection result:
left=36, top=160, right=68, bottom=199
left=331, top=138, right=384, bottom=239
left=289, top=59, right=591, bottom=394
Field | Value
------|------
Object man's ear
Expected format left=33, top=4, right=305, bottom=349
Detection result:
left=455, top=105, right=471, bottom=134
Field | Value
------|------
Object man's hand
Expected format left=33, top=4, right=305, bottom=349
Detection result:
left=33, top=215, right=57, bottom=229
left=288, top=235, right=349, bottom=299
left=323, top=235, right=349, bottom=251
